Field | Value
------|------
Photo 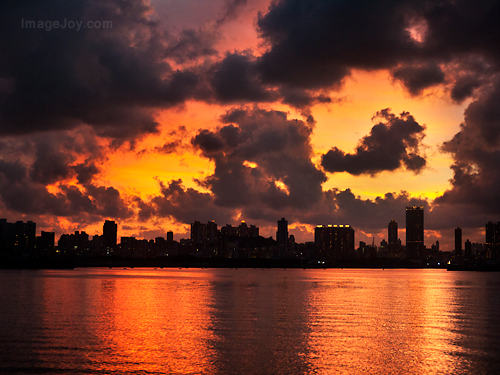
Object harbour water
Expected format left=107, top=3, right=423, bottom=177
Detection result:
left=1, top=268, right=499, bottom=374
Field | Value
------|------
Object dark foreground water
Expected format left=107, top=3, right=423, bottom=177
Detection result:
left=1, top=268, right=500, bottom=374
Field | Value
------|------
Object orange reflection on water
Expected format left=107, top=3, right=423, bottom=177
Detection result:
left=10, top=268, right=499, bottom=374
left=35, top=269, right=213, bottom=374
left=95, top=269, right=216, bottom=374
left=304, top=269, right=463, bottom=375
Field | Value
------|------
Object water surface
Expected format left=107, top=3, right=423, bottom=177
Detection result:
left=1, top=268, right=499, bottom=374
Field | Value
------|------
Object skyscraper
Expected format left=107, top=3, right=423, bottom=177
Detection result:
left=406, top=206, right=424, bottom=259
left=455, top=227, right=462, bottom=257
left=465, top=239, right=472, bottom=260
left=486, top=222, right=500, bottom=259
left=103, top=220, right=117, bottom=253
left=388, top=220, right=398, bottom=245
left=277, top=218, right=288, bottom=258
left=388, top=219, right=399, bottom=257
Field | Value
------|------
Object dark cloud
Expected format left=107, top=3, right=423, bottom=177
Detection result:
left=191, top=130, right=226, bottom=154
left=191, top=108, right=327, bottom=213
left=435, top=78, right=500, bottom=217
left=391, top=63, right=445, bottom=95
left=84, top=184, right=133, bottom=219
left=0, top=160, right=27, bottom=183
left=0, top=165, right=132, bottom=222
left=254, top=0, right=500, bottom=98
left=0, top=174, right=132, bottom=221
left=72, top=162, right=100, bottom=185
left=450, top=75, right=483, bottom=103
left=279, top=87, right=338, bottom=110
left=210, top=53, right=276, bottom=103
left=141, top=179, right=233, bottom=224
left=321, top=109, right=426, bottom=175
left=0, top=128, right=128, bottom=222
left=29, top=142, right=74, bottom=185
left=164, top=28, right=218, bottom=64
left=462, top=79, right=500, bottom=147
left=255, top=0, right=418, bottom=89
left=0, top=0, right=199, bottom=141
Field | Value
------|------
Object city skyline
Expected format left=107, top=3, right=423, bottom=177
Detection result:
left=2, top=213, right=496, bottom=256
left=1, top=0, right=500, bottom=252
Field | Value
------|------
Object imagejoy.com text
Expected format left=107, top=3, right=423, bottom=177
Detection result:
left=21, top=18, right=112, bottom=32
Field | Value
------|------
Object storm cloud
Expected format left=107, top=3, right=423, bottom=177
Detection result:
left=255, top=0, right=500, bottom=97
left=435, top=78, right=500, bottom=217
left=0, top=0, right=198, bottom=141
left=321, top=109, right=426, bottom=175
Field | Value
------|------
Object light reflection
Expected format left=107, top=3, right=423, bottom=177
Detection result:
left=1, top=269, right=500, bottom=374
left=87, top=269, right=217, bottom=374
left=303, top=270, right=479, bottom=374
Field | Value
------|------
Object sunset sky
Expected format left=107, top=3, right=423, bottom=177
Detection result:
left=1, top=0, right=500, bottom=250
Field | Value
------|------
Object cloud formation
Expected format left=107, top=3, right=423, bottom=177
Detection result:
left=436, top=78, right=500, bottom=218
left=321, top=109, right=426, bottom=175
left=0, top=129, right=131, bottom=224
left=194, top=108, right=327, bottom=211
left=254, top=0, right=500, bottom=98
left=0, top=0, right=198, bottom=142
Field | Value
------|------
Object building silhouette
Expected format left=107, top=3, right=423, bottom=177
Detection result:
left=465, top=239, right=472, bottom=260
left=388, top=219, right=400, bottom=257
left=6, top=211, right=498, bottom=266
left=103, top=220, right=117, bottom=255
left=406, top=206, right=424, bottom=259
left=315, top=224, right=354, bottom=260
left=0, top=219, right=36, bottom=257
left=277, top=218, right=288, bottom=258
left=455, top=227, right=462, bottom=257
left=191, top=220, right=219, bottom=257
left=39, top=231, right=55, bottom=254
left=485, top=222, right=500, bottom=259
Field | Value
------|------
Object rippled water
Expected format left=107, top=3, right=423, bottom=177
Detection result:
left=1, top=268, right=500, bottom=374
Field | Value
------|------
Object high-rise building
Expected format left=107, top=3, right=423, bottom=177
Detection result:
left=167, top=231, right=174, bottom=243
left=388, top=220, right=398, bottom=245
left=103, top=220, right=117, bottom=253
left=388, top=219, right=399, bottom=256
left=277, top=218, right=288, bottom=258
left=485, top=222, right=500, bottom=259
left=191, top=220, right=219, bottom=256
left=315, top=224, right=354, bottom=260
left=238, top=221, right=248, bottom=238
left=465, top=239, right=472, bottom=260
left=39, top=231, right=55, bottom=253
left=191, top=221, right=203, bottom=244
left=406, top=206, right=424, bottom=259
left=455, top=227, right=462, bottom=257
left=191, top=220, right=205, bottom=254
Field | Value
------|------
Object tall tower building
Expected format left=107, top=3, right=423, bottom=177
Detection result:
left=465, top=239, right=472, bottom=260
left=103, top=220, right=117, bottom=252
left=276, top=218, right=288, bottom=259
left=485, top=222, right=500, bottom=259
left=455, top=227, right=462, bottom=257
left=406, top=206, right=424, bottom=259
left=388, top=219, right=399, bottom=257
